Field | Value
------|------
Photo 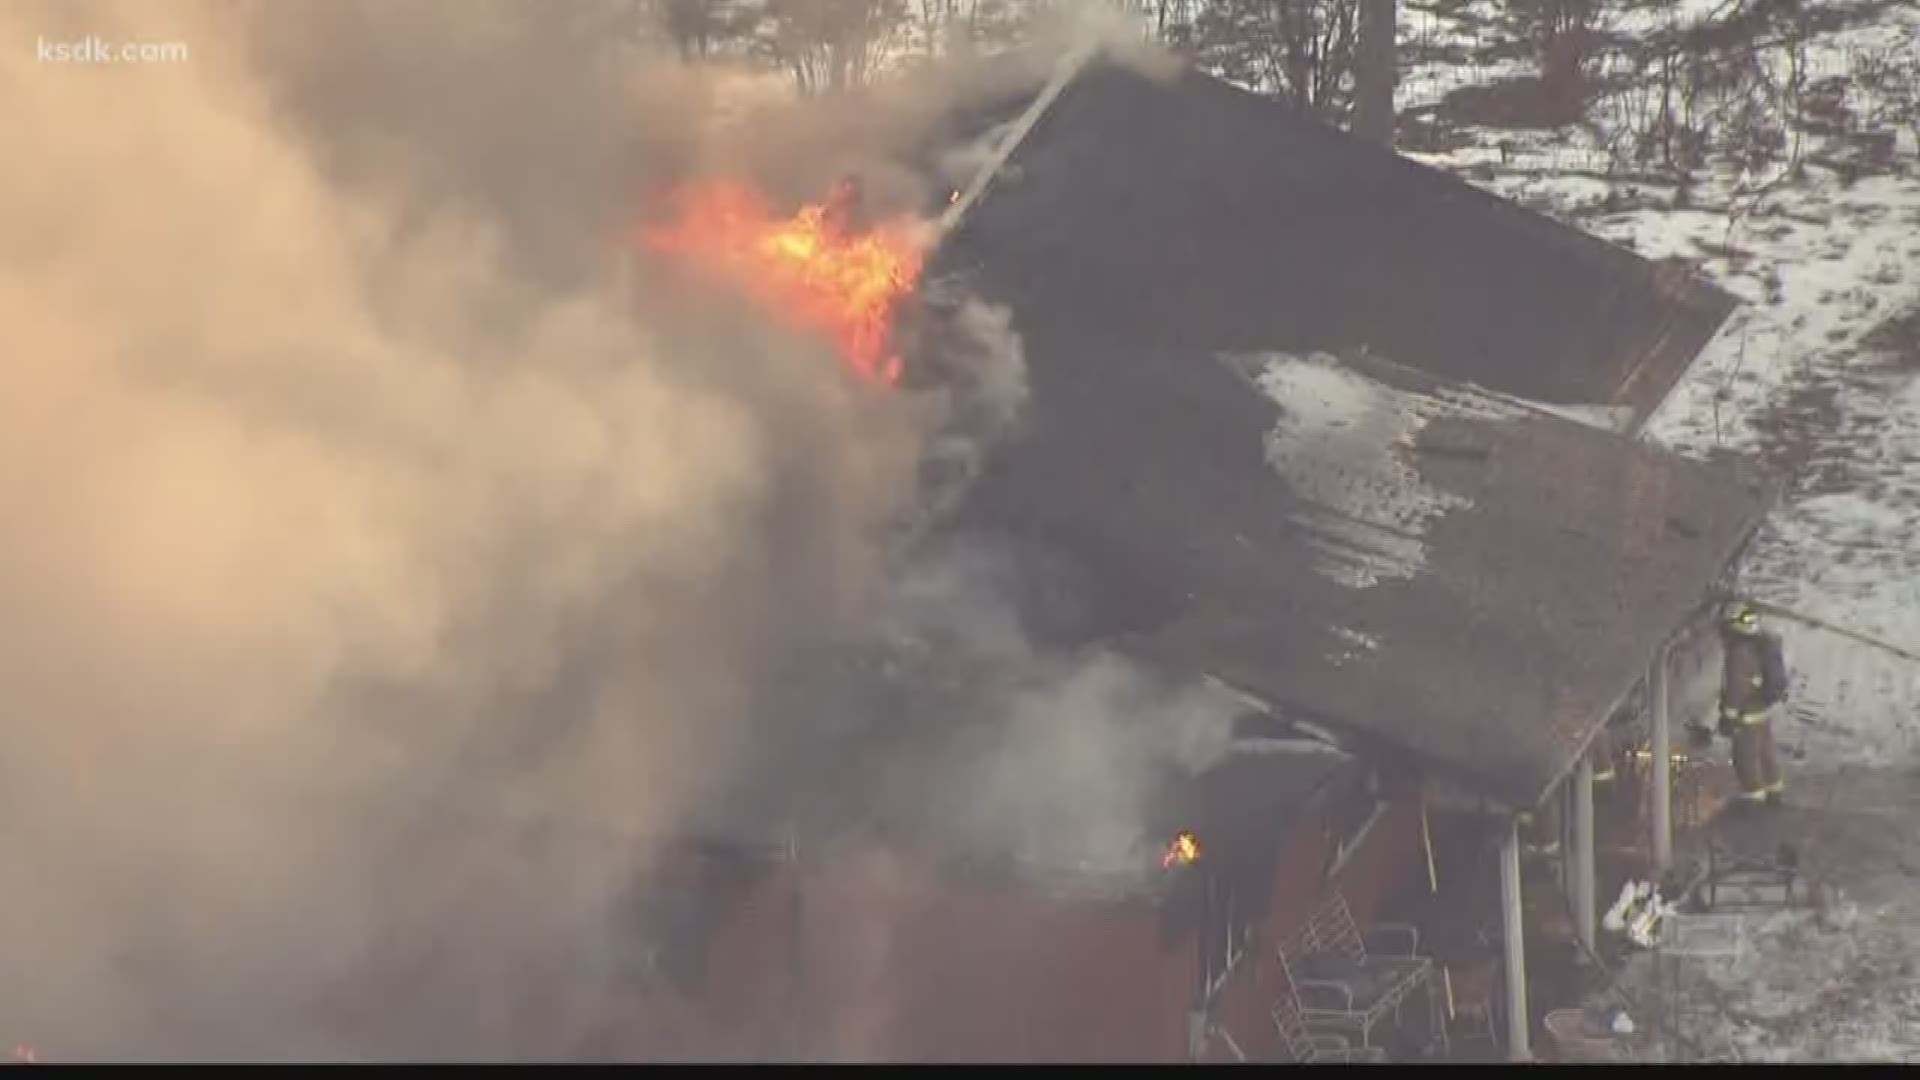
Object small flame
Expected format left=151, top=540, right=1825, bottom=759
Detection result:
left=947, top=188, right=961, bottom=205
left=12, top=1044, right=35, bottom=1064
left=1162, top=830, right=1201, bottom=869
left=640, top=179, right=924, bottom=387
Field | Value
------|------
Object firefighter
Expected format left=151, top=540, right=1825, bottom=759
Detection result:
left=1718, top=600, right=1789, bottom=806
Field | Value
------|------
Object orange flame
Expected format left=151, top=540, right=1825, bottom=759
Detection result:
left=1163, top=830, right=1201, bottom=869
left=640, top=180, right=925, bottom=387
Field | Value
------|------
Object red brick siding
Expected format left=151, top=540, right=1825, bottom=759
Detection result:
left=801, top=860, right=1195, bottom=1061
left=645, top=799, right=1419, bottom=1062
left=1334, top=800, right=1423, bottom=925
left=1209, top=799, right=1422, bottom=1062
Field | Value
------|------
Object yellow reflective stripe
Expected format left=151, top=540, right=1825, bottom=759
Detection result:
left=1738, top=712, right=1769, bottom=726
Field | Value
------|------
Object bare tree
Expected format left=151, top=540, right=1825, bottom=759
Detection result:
left=1126, top=0, right=1203, bottom=52
left=1595, top=0, right=1814, bottom=182
left=1502, top=0, right=1611, bottom=124
left=1351, top=0, right=1395, bottom=146
left=1190, top=0, right=1361, bottom=123
left=752, top=0, right=912, bottom=94
left=915, top=0, right=960, bottom=57
left=656, top=0, right=755, bottom=59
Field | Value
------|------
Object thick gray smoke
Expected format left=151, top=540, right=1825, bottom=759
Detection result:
left=0, top=0, right=1205, bottom=1061
left=868, top=544, right=1245, bottom=880
left=0, top=0, right=943, bottom=1060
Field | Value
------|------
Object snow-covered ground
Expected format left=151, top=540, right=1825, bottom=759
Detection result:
left=1594, top=770, right=1920, bottom=1062
left=1399, top=0, right=1920, bottom=1061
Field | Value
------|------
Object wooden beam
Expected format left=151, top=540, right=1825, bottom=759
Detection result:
left=1573, top=753, right=1597, bottom=954
left=1651, top=645, right=1673, bottom=872
left=1500, top=816, right=1531, bottom=1061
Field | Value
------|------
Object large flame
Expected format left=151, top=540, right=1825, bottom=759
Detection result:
left=640, top=180, right=926, bottom=386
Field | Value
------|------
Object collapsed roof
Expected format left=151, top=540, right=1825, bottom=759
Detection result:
left=923, top=55, right=1772, bottom=808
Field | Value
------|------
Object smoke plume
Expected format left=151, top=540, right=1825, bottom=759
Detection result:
left=0, top=0, right=1208, bottom=1060
left=0, top=0, right=970, bottom=1060
left=859, top=542, right=1244, bottom=880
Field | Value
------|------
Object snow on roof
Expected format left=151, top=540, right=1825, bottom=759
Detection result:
left=928, top=262, right=1769, bottom=806
left=1252, top=351, right=1499, bottom=589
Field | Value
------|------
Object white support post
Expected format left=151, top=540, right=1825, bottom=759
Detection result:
left=1651, top=644, right=1673, bottom=873
left=1574, top=753, right=1597, bottom=956
left=1556, top=782, right=1571, bottom=894
left=1500, top=816, right=1531, bottom=1061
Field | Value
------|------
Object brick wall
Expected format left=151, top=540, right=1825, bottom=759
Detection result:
left=643, top=798, right=1421, bottom=1061
left=1205, top=797, right=1422, bottom=1061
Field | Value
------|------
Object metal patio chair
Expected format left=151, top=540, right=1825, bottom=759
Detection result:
left=1276, top=891, right=1445, bottom=1054
left=1272, top=993, right=1388, bottom=1063
left=1700, top=840, right=1801, bottom=910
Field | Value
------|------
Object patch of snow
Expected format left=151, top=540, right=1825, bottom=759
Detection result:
left=1242, top=351, right=1501, bottom=590
left=1609, top=0, right=1739, bottom=38
left=1412, top=4, right=1920, bottom=1061
left=1398, top=56, right=1532, bottom=115
left=1595, top=769, right=1920, bottom=1057
left=1333, top=625, right=1382, bottom=652
left=1751, top=596, right=1920, bottom=774
left=1635, top=188, right=1920, bottom=778
left=1451, top=146, right=1920, bottom=784
left=1327, top=624, right=1384, bottom=669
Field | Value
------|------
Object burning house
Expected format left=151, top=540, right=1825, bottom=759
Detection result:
left=625, top=45, right=1773, bottom=1064
left=611, top=636, right=1420, bottom=1062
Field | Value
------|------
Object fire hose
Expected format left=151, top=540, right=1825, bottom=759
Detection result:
left=1731, top=597, right=1920, bottom=667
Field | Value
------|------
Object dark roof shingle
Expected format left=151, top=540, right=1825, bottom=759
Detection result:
left=923, top=76, right=1774, bottom=802
left=911, top=54, right=1770, bottom=806
left=934, top=57, right=1737, bottom=430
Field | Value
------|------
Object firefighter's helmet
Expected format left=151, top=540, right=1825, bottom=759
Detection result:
left=1723, top=601, right=1761, bottom=635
